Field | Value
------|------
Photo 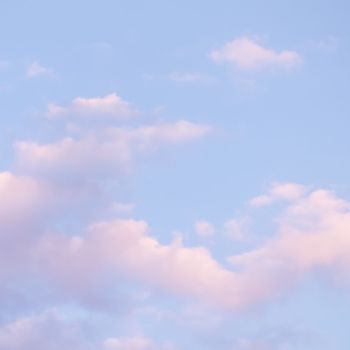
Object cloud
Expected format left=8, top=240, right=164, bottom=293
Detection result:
left=249, top=182, right=306, bottom=207
left=228, top=187, right=350, bottom=305
left=0, top=311, right=92, bottom=350
left=104, top=336, right=154, bottom=350
left=104, top=337, right=177, bottom=350
left=0, top=311, right=176, bottom=350
left=27, top=61, right=51, bottom=78
left=3, top=177, right=350, bottom=313
left=0, top=171, right=96, bottom=286
left=210, top=37, right=301, bottom=71
left=37, top=219, right=241, bottom=309
left=15, top=121, right=211, bottom=180
left=223, top=217, right=249, bottom=241
left=194, top=220, right=215, bottom=237
left=47, top=93, right=137, bottom=119
left=168, top=72, right=206, bottom=83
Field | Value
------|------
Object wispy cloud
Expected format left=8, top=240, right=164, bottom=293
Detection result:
left=194, top=220, right=215, bottom=237
left=210, top=37, right=302, bottom=71
left=27, top=61, right=52, bottom=78
left=249, top=182, right=307, bottom=207
left=15, top=121, right=211, bottom=180
left=168, top=72, right=207, bottom=83
left=47, top=93, right=137, bottom=119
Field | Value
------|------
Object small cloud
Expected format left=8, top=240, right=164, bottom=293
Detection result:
left=168, top=72, right=206, bottom=83
left=46, top=93, right=138, bottom=119
left=210, top=37, right=302, bottom=71
left=27, top=61, right=52, bottom=78
left=194, top=220, right=215, bottom=237
left=249, top=182, right=307, bottom=208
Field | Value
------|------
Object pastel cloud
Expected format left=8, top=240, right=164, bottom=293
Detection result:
left=210, top=37, right=302, bottom=71
left=34, top=183, right=349, bottom=310
left=15, top=121, right=210, bottom=180
left=0, top=171, right=94, bottom=284
left=104, top=336, right=154, bottom=350
left=168, top=72, right=205, bottom=83
left=249, top=182, right=306, bottom=207
left=47, top=93, right=137, bottom=119
left=229, top=187, right=350, bottom=304
left=194, top=220, right=215, bottom=237
left=104, top=337, right=177, bottom=350
left=4, top=179, right=350, bottom=313
left=0, top=311, right=90, bottom=350
left=27, top=61, right=51, bottom=78
left=37, top=220, right=241, bottom=309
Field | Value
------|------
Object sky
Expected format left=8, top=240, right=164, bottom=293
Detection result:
left=0, top=0, right=350, bottom=349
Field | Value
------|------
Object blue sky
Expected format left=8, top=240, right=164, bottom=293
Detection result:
left=0, top=1, right=350, bottom=349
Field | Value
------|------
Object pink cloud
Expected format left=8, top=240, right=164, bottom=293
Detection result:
left=210, top=37, right=302, bottom=71
left=249, top=182, right=307, bottom=207
left=15, top=121, right=210, bottom=180
left=47, top=93, right=137, bottom=119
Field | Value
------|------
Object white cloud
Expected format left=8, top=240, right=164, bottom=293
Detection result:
left=47, top=93, right=137, bottom=119
left=210, top=37, right=301, bottom=71
left=194, top=220, right=215, bottom=237
left=36, top=219, right=243, bottom=309
left=229, top=187, right=350, bottom=304
left=15, top=121, right=210, bottom=180
left=249, top=182, right=306, bottom=207
left=27, top=61, right=51, bottom=78
left=3, top=178, right=350, bottom=312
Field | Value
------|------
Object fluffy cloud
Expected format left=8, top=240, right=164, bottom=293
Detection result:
left=47, top=93, right=137, bottom=119
left=36, top=219, right=240, bottom=308
left=15, top=121, right=210, bottom=180
left=6, top=182, right=344, bottom=311
left=210, top=37, right=301, bottom=71
left=0, top=172, right=57, bottom=272
left=0, top=172, right=54, bottom=225
left=2, top=176, right=350, bottom=317
left=229, top=186, right=350, bottom=305
left=249, top=182, right=306, bottom=207
left=0, top=171, right=94, bottom=290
